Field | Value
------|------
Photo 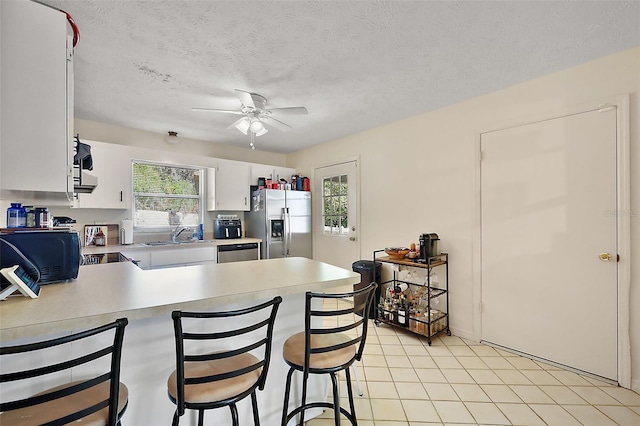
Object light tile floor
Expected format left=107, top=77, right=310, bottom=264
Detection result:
left=304, top=300, right=640, bottom=426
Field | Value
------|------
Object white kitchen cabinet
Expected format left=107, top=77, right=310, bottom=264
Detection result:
left=209, top=161, right=251, bottom=211
left=274, top=166, right=296, bottom=183
left=250, top=164, right=296, bottom=186
left=149, top=246, right=216, bottom=269
left=74, top=141, right=131, bottom=209
left=0, top=0, right=74, bottom=201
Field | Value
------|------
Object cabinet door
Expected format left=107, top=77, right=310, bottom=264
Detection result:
left=250, top=164, right=275, bottom=185
left=0, top=1, right=72, bottom=195
left=149, top=246, right=216, bottom=269
left=250, top=165, right=296, bottom=186
left=75, top=142, right=131, bottom=209
left=213, top=161, right=251, bottom=211
left=274, top=166, right=296, bottom=183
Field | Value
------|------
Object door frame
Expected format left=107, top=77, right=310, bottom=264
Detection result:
left=471, top=95, right=631, bottom=388
left=312, top=157, right=361, bottom=263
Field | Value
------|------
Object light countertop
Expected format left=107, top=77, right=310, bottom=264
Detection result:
left=0, top=257, right=359, bottom=342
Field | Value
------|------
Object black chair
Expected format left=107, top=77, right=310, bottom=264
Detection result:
left=0, top=318, right=129, bottom=425
left=167, top=296, right=282, bottom=426
left=281, top=282, right=377, bottom=426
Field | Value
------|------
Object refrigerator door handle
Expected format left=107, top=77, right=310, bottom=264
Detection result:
left=284, top=207, right=291, bottom=257
left=282, top=207, right=287, bottom=256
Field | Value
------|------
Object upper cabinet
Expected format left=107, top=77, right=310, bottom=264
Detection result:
left=250, top=165, right=296, bottom=185
left=0, top=0, right=74, bottom=202
left=209, top=161, right=251, bottom=211
left=74, top=141, right=131, bottom=209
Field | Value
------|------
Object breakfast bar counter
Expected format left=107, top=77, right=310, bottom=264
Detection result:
left=0, top=257, right=357, bottom=341
left=0, top=257, right=360, bottom=424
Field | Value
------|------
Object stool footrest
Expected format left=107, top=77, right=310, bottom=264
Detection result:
left=284, top=401, right=356, bottom=425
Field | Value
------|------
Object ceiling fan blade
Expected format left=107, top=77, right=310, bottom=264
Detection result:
left=192, top=108, right=244, bottom=115
left=235, top=89, right=255, bottom=109
left=266, top=106, right=308, bottom=115
left=262, top=116, right=292, bottom=132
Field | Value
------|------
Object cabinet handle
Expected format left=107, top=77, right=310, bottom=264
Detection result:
left=245, top=197, right=247, bottom=206
left=120, top=191, right=123, bottom=202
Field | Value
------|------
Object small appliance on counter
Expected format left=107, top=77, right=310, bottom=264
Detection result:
left=418, top=233, right=440, bottom=262
left=120, top=219, right=134, bottom=245
left=214, top=215, right=242, bottom=239
left=0, top=229, right=81, bottom=284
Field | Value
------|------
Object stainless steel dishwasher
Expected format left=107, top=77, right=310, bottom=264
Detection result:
left=217, top=243, right=260, bottom=263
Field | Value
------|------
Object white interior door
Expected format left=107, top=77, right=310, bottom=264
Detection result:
left=314, top=161, right=358, bottom=277
left=480, top=108, right=618, bottom=380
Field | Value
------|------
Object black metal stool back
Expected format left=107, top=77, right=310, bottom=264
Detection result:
left=168, top=296, right=282, bottom=426
left=0, top=318, right=129, bottom=426
left=281, top=282, right=377, bottom=425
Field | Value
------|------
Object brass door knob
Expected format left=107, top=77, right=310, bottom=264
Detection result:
left=599, top=253, right=612, bottom=261
left=349, top=236, right=356, bottom=241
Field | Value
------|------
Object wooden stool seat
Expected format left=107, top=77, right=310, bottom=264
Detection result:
left=283, top=332, right=355, bottom=370
left=0, top=381, right=128, bottom=426
left=168, top=352, right=261, bottom=404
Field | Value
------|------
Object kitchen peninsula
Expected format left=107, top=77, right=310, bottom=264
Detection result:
left=0, top=257, right=360, bottom=424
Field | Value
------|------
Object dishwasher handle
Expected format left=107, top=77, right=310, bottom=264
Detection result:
left=217, top=243, right=259, bottom=252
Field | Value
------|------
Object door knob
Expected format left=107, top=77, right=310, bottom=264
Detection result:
left=349, top=236, right=356, bottom=241
left=599, top=253, right=612, bottom=262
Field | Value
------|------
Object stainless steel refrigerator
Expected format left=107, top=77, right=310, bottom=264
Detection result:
left=245, top=189, right=312, bottom=259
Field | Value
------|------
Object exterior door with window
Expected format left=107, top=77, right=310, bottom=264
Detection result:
left=314, top=161, right=358, bottom=273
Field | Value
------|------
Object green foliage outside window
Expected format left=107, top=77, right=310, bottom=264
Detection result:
left=133, top=162, right=201, bottom=228
left=322, top=175, right=348, bottom=234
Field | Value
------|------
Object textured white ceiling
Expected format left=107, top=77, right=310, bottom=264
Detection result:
left=39, top=0, right=639, bottom=153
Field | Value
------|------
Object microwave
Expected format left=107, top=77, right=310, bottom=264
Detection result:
left=0, top=230, right=81, bottom=284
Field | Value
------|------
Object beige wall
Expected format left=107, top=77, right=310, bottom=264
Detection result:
left=287, top=47, right=640, bottom=389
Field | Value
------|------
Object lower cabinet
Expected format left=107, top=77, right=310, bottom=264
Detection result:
left=121, top=246, right=216, bottom=270
left=149, top=246, right=216, bottom=269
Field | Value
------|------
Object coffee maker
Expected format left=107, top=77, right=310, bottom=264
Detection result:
left=419, top=233, right=440, bottom=262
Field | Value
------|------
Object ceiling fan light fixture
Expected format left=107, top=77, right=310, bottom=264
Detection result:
left=234, top=118, right=250, bottom=135
left=165, top=131, right=180, bottom=144
left=249, top=118, right=264, bottom=133
left=255, top=127, right=268, bottom=137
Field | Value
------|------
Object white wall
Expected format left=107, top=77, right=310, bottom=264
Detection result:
left=287, top=47, right=640, bottom=390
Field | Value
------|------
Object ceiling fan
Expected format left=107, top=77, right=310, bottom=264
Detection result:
left=192, top=89, right=308, bottom=141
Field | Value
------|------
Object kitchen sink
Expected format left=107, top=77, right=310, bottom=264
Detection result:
left=143, top=241, right=182, bottom=246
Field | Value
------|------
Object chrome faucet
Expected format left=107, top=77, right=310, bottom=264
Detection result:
left=171, top=225, right=192, bottom=242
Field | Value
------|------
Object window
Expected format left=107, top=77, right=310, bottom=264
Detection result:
left=322, top=174, right=349, bottom=235
left=132, top=161, right=203, bottom=229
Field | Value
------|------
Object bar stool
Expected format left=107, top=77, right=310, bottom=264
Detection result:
left=281, top=282, right=377, bottom=426
left=167, top=296, right=282, bottom=426
left=0, top=318, right=129, bottom=425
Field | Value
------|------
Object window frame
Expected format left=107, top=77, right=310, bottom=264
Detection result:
left=321, top=173, right=350, bottom=237
left=131, top=160, right=205, bottom=233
